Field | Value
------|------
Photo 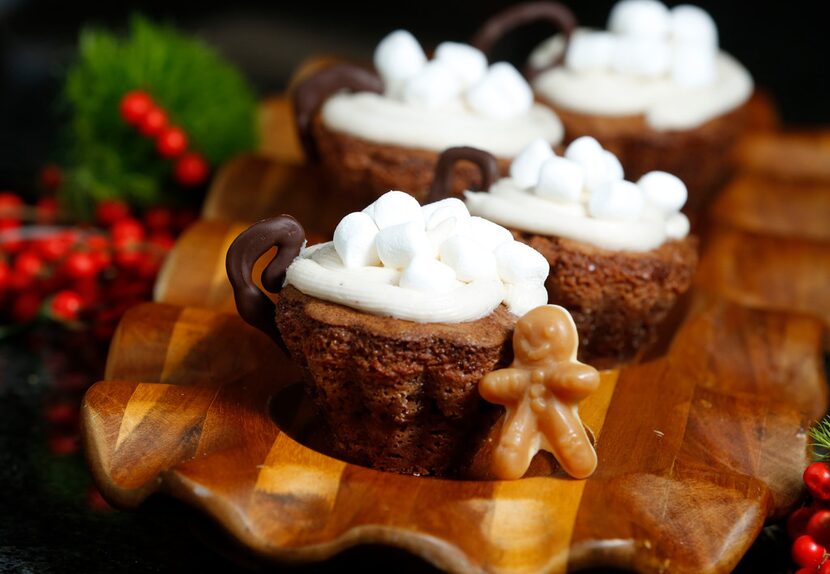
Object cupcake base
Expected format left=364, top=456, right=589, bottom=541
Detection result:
left=518, top=233, right=698, bottom=366
left=275, top=285, right=514, bottom=476
left=548, top=102, right=750, bottom=216
left=312, top=117, right=511, bottom=204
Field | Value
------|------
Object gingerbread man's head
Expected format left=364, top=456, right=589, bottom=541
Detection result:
left=513, top=305, right=578, bottom=366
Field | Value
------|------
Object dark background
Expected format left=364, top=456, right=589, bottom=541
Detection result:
left=0, top=1, right=823, bottom=572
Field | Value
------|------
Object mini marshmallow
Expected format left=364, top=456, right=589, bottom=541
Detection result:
left=399, top=256, right=458, bottom=293
left=665, top=212, right=691, bottom=239
left=466, top=62, right=534, bottom=120
left=565, top=31, right=616, bottom=72
left=672, top=43, right=717, bottom=87
left=375, top=220, right=435, bottom=269
left=510, top=138, right=555, bottom=189
left=535, top=156, right=584, bottom=202
left=439, top=235, right=498, bottom=282
left=638, top=171, right=688, bottom=213
left=434, top=42, right=488, bottom=89
left=421, top=197, right=470, bottom=230
left=564, top=136, right=608, bottom=191
left=611, top=36, right=672, bottom=77
left=603, top=151, right=625, bottom=181
left=370, top=190, right=424, bottom=229
left=589, top=180, right=645, bottom=220
left=461, top=216, right=515, bottom=251
left=374, top=30, right=427, bottom=86
left=427, top=216, right=462, bottom=251
left=493, top=241, right=550, bottom=285
left=403, top=60, right=463, bottom=109
left=333, top=212, right=381, bottom=268
left=608, top=0, right=671, bottom=39
left=671, top=5, right=718, bottom=47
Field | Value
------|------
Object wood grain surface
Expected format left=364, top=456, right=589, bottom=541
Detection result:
left=82, top=92, right=830, bottom=573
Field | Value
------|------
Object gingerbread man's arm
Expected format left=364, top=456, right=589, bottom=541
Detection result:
left=479, top=368, right=531, bottom=404
left=542, top=362, right=600, bottom=402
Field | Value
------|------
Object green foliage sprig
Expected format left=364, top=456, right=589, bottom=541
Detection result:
left=810, top=417, right=830, bottom=462
left=60, top=15, right=258, bottom=218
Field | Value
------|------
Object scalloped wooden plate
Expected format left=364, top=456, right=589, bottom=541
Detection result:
left=83, top=87, right=830, bottom=573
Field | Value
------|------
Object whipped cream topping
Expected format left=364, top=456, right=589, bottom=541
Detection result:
left=320, top=30, right=563, bottom=156
left=465, top=137, right=690, bottom=252
left=529, top=1, right=753, bottom=130
left=285, top=191, right=550, bottom=323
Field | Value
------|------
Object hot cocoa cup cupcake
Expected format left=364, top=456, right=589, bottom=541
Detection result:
left=226, top=190, right=555, bottom=477
left=432, top=140, right=697, bottom=365
left=293, top=25, right=568, bottom=204
left=473, top=0, right=754, bottom=213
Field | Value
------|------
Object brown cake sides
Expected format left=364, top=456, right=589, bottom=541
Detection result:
left=522, top=233, right=698, bottom=364
left=275, top=286, right=513, bottom=476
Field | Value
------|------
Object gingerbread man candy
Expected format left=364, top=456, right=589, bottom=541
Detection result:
left=479, top=305, right=600, bottom=480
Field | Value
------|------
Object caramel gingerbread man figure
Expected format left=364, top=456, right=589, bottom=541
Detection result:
left=480, top=305, right=600, bottom=480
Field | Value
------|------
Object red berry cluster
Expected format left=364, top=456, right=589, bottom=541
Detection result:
left=0, top=192, right=195, bottom=339
left=789, top=463, right=830, bottom=572
left=120, top=90, right=209, bottom=188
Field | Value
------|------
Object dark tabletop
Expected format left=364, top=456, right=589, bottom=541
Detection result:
left=1, top=1, right=827, bottom=571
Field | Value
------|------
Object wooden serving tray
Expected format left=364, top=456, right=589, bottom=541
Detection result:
left=83, top=91, right=830, bottom=573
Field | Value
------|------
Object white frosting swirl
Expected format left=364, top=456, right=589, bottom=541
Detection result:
left=465, top=137, right=690, bottom=252
left=321, top=93, right=563, bottom=157
left=320, top=30, right=563, bottom=156
left=285, top=191, right=550, bottom=323
left=530, top=24, right=753, bottom=130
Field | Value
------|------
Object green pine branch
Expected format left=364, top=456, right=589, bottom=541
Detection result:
left=810, top=417, right=830, bottom=462
left=59, top=15, right=258, bottom=218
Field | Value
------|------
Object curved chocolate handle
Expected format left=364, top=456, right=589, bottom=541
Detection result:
left=471, top=1, right=577, bottom=80
left=425, top=146, right=499, bottom=204
left=292, top=63, right=384, bottom=162
left=225, top=216, right=306, bottom=352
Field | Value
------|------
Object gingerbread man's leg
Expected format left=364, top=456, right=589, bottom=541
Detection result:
left=493, top=395, right=540, bottom=480
left=537, top=399, right=597, bottom=479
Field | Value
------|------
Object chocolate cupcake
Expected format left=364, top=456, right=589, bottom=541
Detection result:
left=441, top=139, right=697, bottom=365
left=293, top=25, right=568, bottom=204
left=226, top=189, right=552, bottom=476
left=474, top=0, right=754, bottom=213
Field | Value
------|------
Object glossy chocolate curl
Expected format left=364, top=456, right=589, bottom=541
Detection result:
left=471, top=1, right=577, bottom=79
left=225, top=215, right=306, bottom=352
left=292, top=64, right=383, bottom=162
left=425, top=146, right=499, bottom=204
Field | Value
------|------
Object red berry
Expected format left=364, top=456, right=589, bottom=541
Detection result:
left=11, top=293, right=42, bottom=322
left=40, top=164, right=62, bottom=191
left=790, top=506, right=818, bottom=540
left=173, top=209, right=198, bottom=233
left=44, top=401, right=78, bottom=426
left=87, top=234, right=110, bottom=251
left=14, top=250, right=43, bottom=279
left=805, top=463, right=830, bottom=500
left=793, top=534, right=827, bottom=568
left=35, top=197, right=59, bottom=223
left=820, top=560, right=830, bottom=574
left=795, top=569, right=816, bottom=574
left=143, top=207, right=173, bottom=231
left=0, top=218, right=21, bottom=233
left=87, top=486, right=111, bottom=511
left=138, top=106, right=168, bottom=137
left=174, top=152, right=208, bottom=187
left=47, top=433, right=79, bottom=456
left=62, top=251, right=98, bottom=280
left=148, top=232, right=175, bottom=252
left=114, top=248, right=144, bottom=270
left=50, top=290, right=83, bottom=321
left=120, top=90, right=153, bottom=125
left=36, top=235, right=72, bottom=261
left=808, top=510, right=830, bottom=547
left=0, top=192, right=23, bottom=217
left=89, top=250, right=112, bottom=271
left=156, top=126, right=188, bottom=158
left=0, top=259, right=9, bottom=289
left=110, top=218, right=145, bottom=244
left=95, top=200, right=130, bottom=227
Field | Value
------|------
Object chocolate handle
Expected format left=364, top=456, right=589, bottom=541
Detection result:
left=292, top=63, right=384, bottom=162
left=225, top=216, right=306, bottom=353
left=425, top=146, right=499, bottom=204
left=471, top=1, right=577, bottom=80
